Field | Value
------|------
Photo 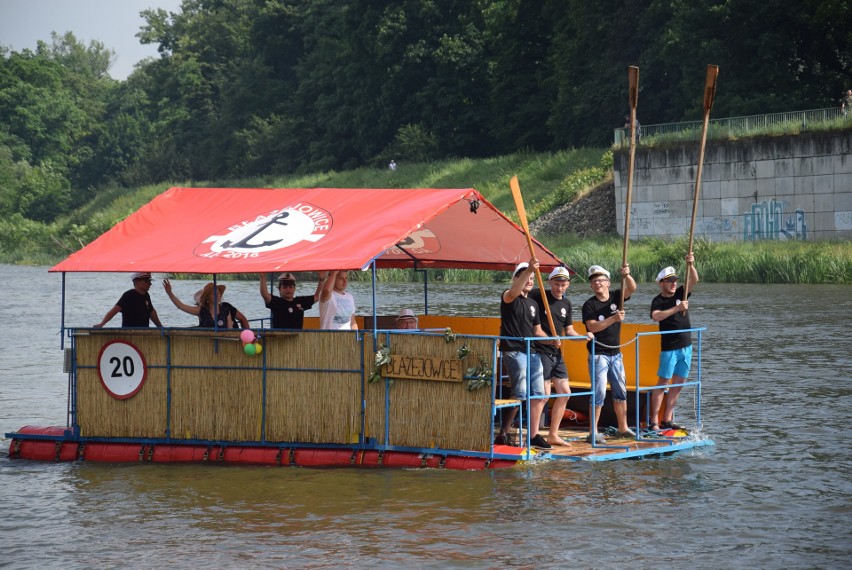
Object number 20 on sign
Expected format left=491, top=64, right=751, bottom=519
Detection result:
left=97, top=340, right=148, bottom=399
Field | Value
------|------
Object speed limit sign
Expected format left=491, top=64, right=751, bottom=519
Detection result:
left=97, top=340, right=148, bottom=399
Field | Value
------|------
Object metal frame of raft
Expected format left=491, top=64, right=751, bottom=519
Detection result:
left=6, top=322, right=714, bottom=470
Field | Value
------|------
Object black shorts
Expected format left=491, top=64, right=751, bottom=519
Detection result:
left=540, top=350, right=568, bottom=381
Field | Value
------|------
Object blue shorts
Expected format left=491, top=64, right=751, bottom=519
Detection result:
left=588, top=353, right=627, bottom=406
left=503, top=351, right=545, bottom=400
left=657, top=345, right=693, bottom=379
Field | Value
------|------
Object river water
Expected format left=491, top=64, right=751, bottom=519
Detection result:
left=1, top=264, right=850, bottom=569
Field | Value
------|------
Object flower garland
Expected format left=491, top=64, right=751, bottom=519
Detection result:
left=368, top=344, right=391, bottom=384
left=457, top=342, right=493, bottom=392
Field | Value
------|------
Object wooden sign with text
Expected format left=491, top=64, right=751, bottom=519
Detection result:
left=382, top=355, right=462, bottom=382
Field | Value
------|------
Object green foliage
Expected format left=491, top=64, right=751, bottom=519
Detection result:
left=378, top=124, right=440, bottom=164
left=17, top=161, right=71, bottom=222
left=0, top=213, right=56, bottom=263
left=526, top=150, right=614, bottom=221
left=2, top=0, right=851, bottom=205
left=2, top=142, right=848, bottom=286
left=539, top=235, right=852, bottom=285
left=0, top=0, right=850, bottom=282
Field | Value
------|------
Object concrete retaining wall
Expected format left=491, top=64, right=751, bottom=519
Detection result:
left=613, top=131, right=852, bottom=241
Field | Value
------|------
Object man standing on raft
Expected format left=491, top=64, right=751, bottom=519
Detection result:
left=260, top=272, right=324, bottom=329
left=649, top=253, right=699, bottom=430
left=582, top=264, right=636, bottom=444
left=94, top=272, right=163, bottom=328
left=496, top=258, right=551, bottom=450
left=529, top=266, right=593, bottom=446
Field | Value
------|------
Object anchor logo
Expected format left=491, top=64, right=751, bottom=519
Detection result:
left=195, top=203, right=332, bottom=259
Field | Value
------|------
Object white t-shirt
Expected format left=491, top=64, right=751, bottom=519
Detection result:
left=319, top=290, right=356, bottom=330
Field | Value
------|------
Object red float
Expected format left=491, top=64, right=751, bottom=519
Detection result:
left=83, top=443, right=142, bottom=463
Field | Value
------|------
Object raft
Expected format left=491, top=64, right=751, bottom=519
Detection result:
left=6, top=187, right=713, bottom=469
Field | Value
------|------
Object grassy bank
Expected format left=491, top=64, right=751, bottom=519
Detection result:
left=0, top=147, right=605, bottom=266
left=541, top=235, right=851, bottom=284
left=1, top=148, right=849, bottom=284
left=351, top=237, right=851, bottom=285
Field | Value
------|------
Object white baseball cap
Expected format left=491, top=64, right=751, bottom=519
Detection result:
left=513, top=262, right=529, bottom=277
left=587, top=265, right=610, bottom=280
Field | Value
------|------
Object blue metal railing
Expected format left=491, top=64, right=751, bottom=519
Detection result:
left=509, top=327, right=706, bottom=453
left=633, top=327, right=706, bottom=440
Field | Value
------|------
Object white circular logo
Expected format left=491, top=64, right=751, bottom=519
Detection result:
left=98, top=340, right=147, bottom=399
left=675, top=299, right=682, bottom=306
left=194, top=203, right=331, bottom=260
left=610, top=303, right=617, bottom=311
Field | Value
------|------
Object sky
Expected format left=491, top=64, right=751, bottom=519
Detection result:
left=1, top=0, right=184, bottom=80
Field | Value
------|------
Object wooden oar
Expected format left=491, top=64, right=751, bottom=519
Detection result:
left=510, top=175, right=558, bottom=340
left=684, top=64, right=719, bottom=301
left=620, top=65, right=639, bottom=311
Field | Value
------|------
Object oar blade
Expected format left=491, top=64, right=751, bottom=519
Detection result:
left=704, top=64, right=719, bottom=112
left=628, top=66, right=639, bottom=110
left=509, top=175, right=558, bottom=339
left=509, top=175, right=530, bottom=233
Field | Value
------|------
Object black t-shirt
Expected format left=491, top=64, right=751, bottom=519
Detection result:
left=117, top=289, right=154, bottom=327
left=582, top=289, right=629, bottom=356
left=267, top=294, right=315, bottom=329
left=198, top=302, right=241, bottom=329
left=529, top=288, right=572, bottom=356
left=499, top=291, right=541, bottom=353
left=650, top=285, right=692, bottom=351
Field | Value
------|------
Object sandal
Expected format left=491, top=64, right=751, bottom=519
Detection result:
left=661, top=420, right=683, bottom=430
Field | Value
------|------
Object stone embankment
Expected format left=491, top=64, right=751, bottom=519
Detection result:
left=529, top=180, right=617, bottom=236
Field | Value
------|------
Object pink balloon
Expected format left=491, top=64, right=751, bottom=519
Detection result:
left=240, top=329, right=255, bottom=344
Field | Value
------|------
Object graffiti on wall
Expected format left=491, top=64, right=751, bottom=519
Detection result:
left=743, top=199, right=807, bottom=241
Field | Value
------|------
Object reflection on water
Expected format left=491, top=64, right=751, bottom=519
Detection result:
left=1, top=265, right=850, bottom=568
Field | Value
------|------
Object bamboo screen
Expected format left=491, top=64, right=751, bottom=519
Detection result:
left=364, top=332, right=496, bottom=452
left=75, top=331, right=168, bottom=438
left=168, top=333, right=263, bottom=441
left=73, top=329, right=495, bottom=451
left=263, top=331, right=362, bottom=444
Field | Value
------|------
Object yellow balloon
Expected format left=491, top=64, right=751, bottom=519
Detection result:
left=254, top=342, right=263, bottom=355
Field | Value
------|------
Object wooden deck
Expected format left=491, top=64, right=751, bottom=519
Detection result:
left=493, top=426, right=710, bottom=462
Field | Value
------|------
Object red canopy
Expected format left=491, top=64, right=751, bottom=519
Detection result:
left=50, top=187, right=565, bottom=274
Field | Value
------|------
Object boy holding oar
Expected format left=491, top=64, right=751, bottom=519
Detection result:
left=529, top=266, right=593, bottom=446
left=649, top=253, right=699, bottom=430
left=581, top=264, right=636, bottom=444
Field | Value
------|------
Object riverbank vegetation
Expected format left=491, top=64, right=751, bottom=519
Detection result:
left=2, top=1, right=850, bottom=227
left=2, top=145, right=848, bottom=284
left=2, top=1, right=849, bottom=283
left=540, top=236, right=852, bottom=285
left=362, top=236, right=851, bottom=285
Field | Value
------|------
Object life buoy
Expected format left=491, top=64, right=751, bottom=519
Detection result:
left=562, top=409, right=589, bottom=425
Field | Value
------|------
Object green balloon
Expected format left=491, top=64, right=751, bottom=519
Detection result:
left=244, top=342, right=256, bottom=356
